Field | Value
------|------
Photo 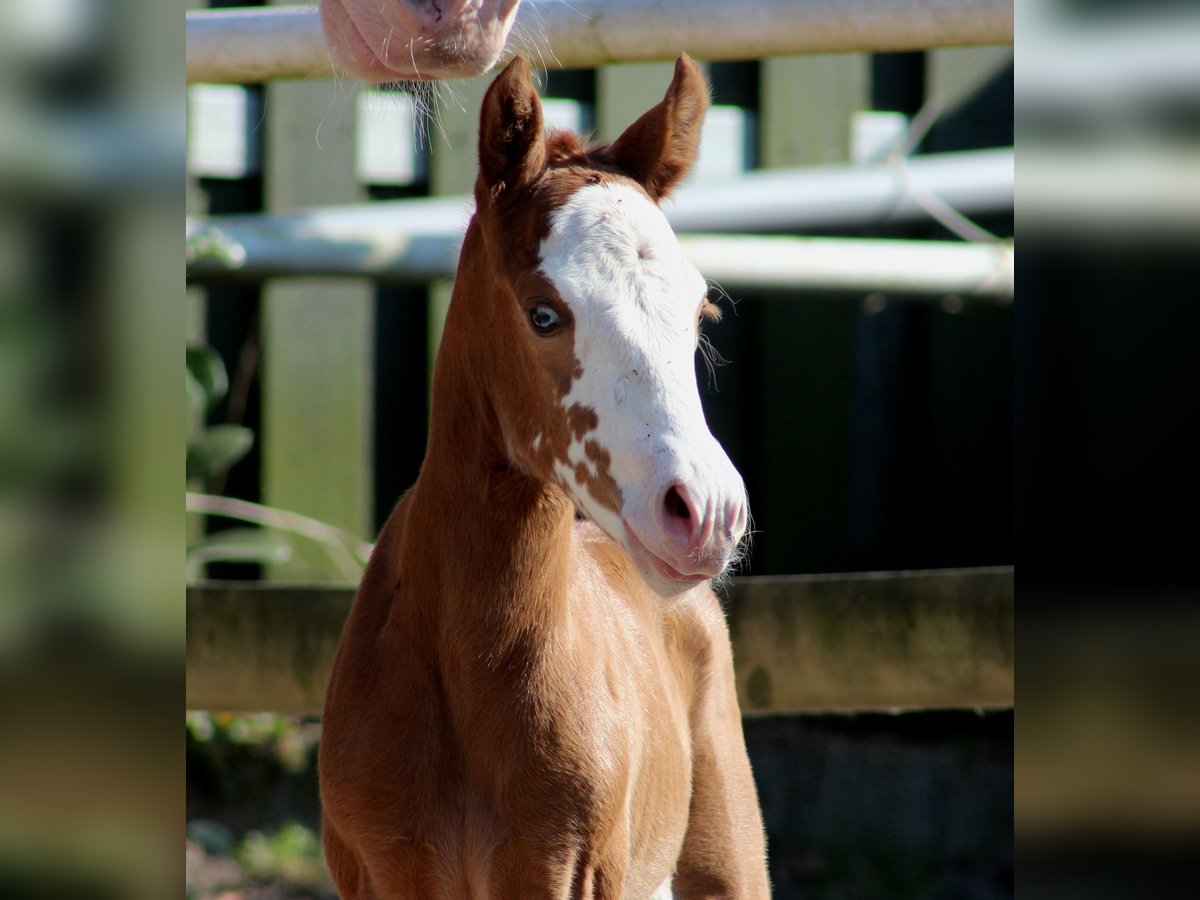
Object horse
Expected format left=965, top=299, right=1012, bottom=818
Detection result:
left=319, top=54, right=770, bottom=898
left=320, top=0, right=522, bottom=82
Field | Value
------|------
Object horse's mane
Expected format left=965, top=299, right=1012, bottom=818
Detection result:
left=545, top=129, right=591, bottom=166
left=543, top=128, right=672, bottom=196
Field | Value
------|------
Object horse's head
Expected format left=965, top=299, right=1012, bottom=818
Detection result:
left=468, top=55, right=747, bottom=597
left=320, top=0, right=521, bottom=82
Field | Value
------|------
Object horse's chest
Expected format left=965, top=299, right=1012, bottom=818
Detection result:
left=473, top=656, right=690, bottom=806
left=453, top=742, right=691, bottom=897
left=443, top=659, right=693, bottom=895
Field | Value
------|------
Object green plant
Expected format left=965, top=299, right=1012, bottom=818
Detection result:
left=186, top=343, right=370, bottom=582
left=187, top=343, right=254, bottom=482
left=235, top=821, right=329, bottom=889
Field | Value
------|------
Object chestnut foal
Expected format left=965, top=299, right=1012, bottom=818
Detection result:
left=319, top=55, right=770, bottom=899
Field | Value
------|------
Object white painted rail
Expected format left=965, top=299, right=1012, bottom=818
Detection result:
left=187, top=0, right=1015, bottom=84
left=187, top=7, right=329, bottom=87
left=684, top=235, right=1012, bottom=298
left=186, top=149, right=1014, bottom=297
left=188, top=217, right=1013, bottom=298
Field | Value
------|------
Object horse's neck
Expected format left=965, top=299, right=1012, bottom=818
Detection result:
left=384, top=264, right=577, bottom=667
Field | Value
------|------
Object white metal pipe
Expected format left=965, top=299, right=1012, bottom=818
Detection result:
left=186, top=146, right=1012, bottom=262
left=187, top=0, right=1014, bottom=84
left=188, top=8, right=331, bottom=86
left=515, top=0, right=1014, bottom=70
left=188, top=222, right=1013, bottom=300
left=187, top=195, right=475, bottom=283
left=680, top=235, right=1012, bottom=298
left=187, top=150, right=1014, bottom=294
left=667, top=148, right=1012, bottom=232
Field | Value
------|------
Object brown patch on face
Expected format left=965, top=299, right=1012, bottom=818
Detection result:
left=556, top=407, right=622, bottom=514
left=581, top=440, right=622, bottom=514
left=513, top=401, right=622, bottom=519
left=583, top=440, right=606, bottom=463
left=567, top=404, right=598, bottom=440
left=559, top=432, right=623, bottom=519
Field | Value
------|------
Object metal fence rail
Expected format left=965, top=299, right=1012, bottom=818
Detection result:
left=186, top=147, right=1015, bottom=296
left=188, top=223, right=1014, bottom=298
left=186, top=567, right=1014, bottom=715
left=187, top=1, right=1015, bottom=84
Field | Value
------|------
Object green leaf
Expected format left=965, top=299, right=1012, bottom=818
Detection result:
left=186, top=344, right=229, bottom=412
left=186, top=368, right=206, bottom=415
left=186, top=424, right=253, bottom=481
left=186, top=527, right=292, bottom=581
left=186, top=492, right=372, bottom=582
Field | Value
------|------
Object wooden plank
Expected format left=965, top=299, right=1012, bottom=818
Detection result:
left=260, top=10, right=374, bottom=578
left=760, top=54, right=870, bottom=168
left=596, top=62, right=678, bottom=143
left=185, top=568, right=1013, bottom=714
left=187, top=583, right=351, bottom=714
left=927, top=46, right=1014, bottom=121
left=729, top=567, right=1013, bottom=714
left=260, top=279, right=374, bottom=550
left=924, top=45, right=1014, bottom=154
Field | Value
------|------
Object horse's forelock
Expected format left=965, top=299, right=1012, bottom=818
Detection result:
left=545, top=130, right=588, bottom=165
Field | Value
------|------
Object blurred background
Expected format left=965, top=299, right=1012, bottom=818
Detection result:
left=0, top=0, right=1197, bottom=897
left=0, top=1, right=182, bottom=898
left=1015, top=0, right=1200, bottom=896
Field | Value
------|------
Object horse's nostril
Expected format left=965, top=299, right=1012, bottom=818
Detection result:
left=665, top=485, right=690, bottom=520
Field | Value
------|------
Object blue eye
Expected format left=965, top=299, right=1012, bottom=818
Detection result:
left=529, top=304, right=562, bottom=333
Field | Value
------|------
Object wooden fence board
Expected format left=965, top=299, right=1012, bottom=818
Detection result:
left=260, top=36, right=374, bottom=576
left=186, top=567, right=1013, bottom=714
left=761, top=53, right=870, bottom=168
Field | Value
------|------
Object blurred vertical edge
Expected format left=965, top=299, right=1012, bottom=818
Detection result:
left=1016, top=2, right=1200, bottom=896
left=0, top=1, right=185, bottom=898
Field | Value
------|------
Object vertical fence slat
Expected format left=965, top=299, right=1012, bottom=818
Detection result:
left=926, top=46, right=1014, bottom=128
left=761, top=54, right=870, bottom=168
left=596, top=62, right=678, bottom=142
left=261, top=62, right=374, bottom=579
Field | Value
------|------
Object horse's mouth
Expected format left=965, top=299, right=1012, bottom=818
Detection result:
left=621, top=520, right=714, bottom=588
left=321, top=0, right=514, bottom=82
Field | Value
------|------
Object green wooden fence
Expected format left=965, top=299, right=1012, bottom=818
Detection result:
left=186, top=567, right=1013, bottom=714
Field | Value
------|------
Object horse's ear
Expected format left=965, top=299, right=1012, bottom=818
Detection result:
left=604, top=55, right=709, bottom=200
left=478, top=55, right=546, bottom=198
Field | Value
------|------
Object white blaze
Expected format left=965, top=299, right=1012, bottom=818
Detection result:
left=538, top=180, right=744, bottom=574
